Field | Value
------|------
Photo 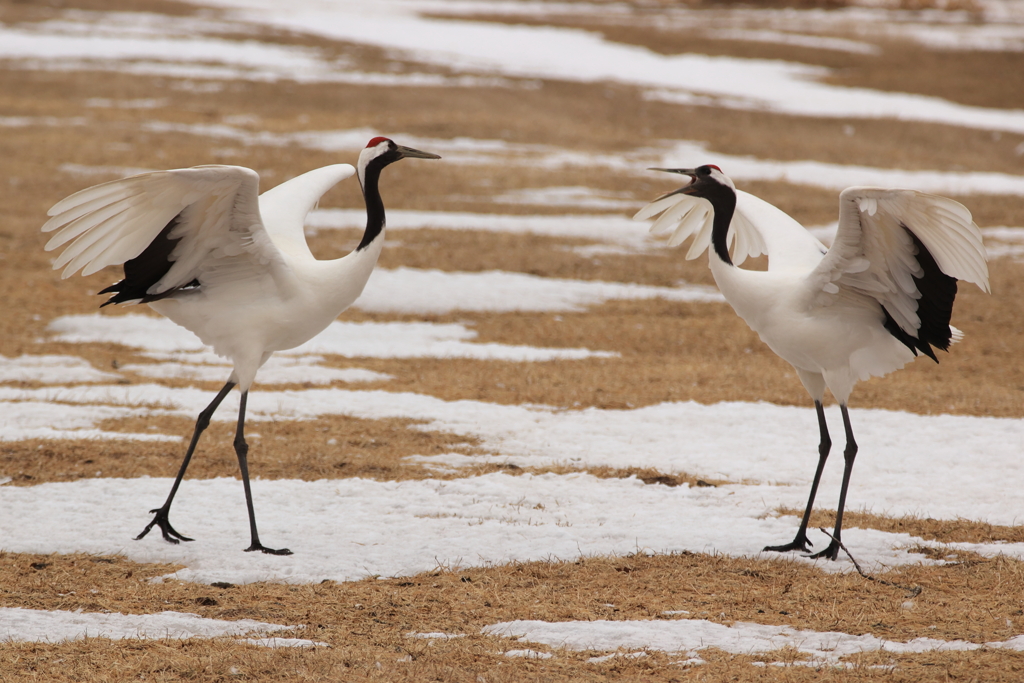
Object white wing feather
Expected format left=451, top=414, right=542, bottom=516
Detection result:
left=43, top=166, right=293, bottom=297
left=258, top=163, right=355, bottom=259
left=809, top=187, right=990, bottom=334
left=732, top=191, right=821, bottom=271
left=635, top=189, right=801, bottom=267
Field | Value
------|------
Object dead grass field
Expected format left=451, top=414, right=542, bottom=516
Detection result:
left=6, top=549, right=1024, bottom=681
left=2, top=0, right=1024, bottom=679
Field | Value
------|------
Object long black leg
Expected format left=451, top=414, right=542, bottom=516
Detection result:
left=136, top=381, right=236, bottom=544
left=233, top=391, right=292, bottom=555
left=808, top=403, right=858, bottom=561
left=764, top=400, right=832, bottom=554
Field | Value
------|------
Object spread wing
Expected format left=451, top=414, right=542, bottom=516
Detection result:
left=807, top=187, right=990, bottom=340
left=258, top=163, right=355, bottom=259
left=635, top=189, right=825, bottom=270
left=42, top=165, right=293, bottom=303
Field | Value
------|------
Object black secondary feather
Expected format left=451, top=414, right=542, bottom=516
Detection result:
left=881, top=226, right=958, bottom=361
left=99, top=213, right=199, bottom=306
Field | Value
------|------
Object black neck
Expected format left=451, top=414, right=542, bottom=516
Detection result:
left=357, top=160, right=386, bottom=252
left=706, top=185, right=737, bottom=266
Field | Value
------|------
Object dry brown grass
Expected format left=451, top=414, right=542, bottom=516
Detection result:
left=3, top=0, right=1024, bottom=679
left=0, top=414, right=482, bottom=486
left=449, top=9, right=1024, bottom=110
left=5, top=549, right=1024, bottom=681
left=778, top=507, right=1024, bottom=545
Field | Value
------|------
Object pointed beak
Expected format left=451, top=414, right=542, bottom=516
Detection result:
left=648, top=167, right=699, bottom=195
left=649, top=167, right=698, bottom=179
left=397, top=145, right=441, bottom=160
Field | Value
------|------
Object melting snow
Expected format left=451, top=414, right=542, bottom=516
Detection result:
left=3, top=2, right=1024, bottom=135
left=0, top=355, right=120, bottom=385
left=482, top=618, right=1024, bottom=663
left=5, top=0, right=1024, bottom=659
left=0, top=606, right=306, bottom=646
left=46, top=314, right=616, bottom=363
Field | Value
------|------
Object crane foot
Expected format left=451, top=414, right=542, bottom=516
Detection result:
left=805, top=541, right=841, bottom=561
left=763, top=535, right=813, bottom=554
left=136, top=507, right=194, bottom=544
left=245, top=542, right=293, bottom=556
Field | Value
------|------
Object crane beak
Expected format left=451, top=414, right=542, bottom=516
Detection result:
left=648, top=167, right=697, bottom=178
left=648, top=167, right=699, bottom=195
left=397, top=145, right=441, bottom=160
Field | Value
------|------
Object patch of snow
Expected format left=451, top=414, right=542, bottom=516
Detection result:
left=492, top=186, right=641, bottom=210
left=0, top=116, right=88, bottom=128
left=119, top=356, right=392, bottom=386
left=407, top=631, right=466, bottom=640
left=484, top=617, right=1024, bottom=663
left=357, top=267, right=724, bottom=314
left=242, top=636, right=329, bottom=647
left=503, top=648, right=552, bottom=658
left=0, top=355, right=121, bottom=384
left=47, top=314, right=616, bottom=362
left=981, top=226, right=1024, bottom=261
left=706, top=29, right=881, bottom=55
left=119, top=122, right=1024, bottom=198
left=0, top=606, right=295, bottom=644
left=7, top=4, right=1024, bottom=136
left=193, top=1, right=1024, bottom=135
left=0, top=400, right=181, bottom=442
left=0, top=473, right=947, bottom=585
left=307, top=209, right=654, bottom=251
left=84, top=97, right=167, bottom=109
left=3, top=383, right=1023, bottom=528
left=656, top=140, right=1024, bottom=197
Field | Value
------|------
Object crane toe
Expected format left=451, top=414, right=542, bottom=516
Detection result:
left=805, top=542, right=841, bottom=561
left=245, top=543, right=293, bottom=556
left=136, top=507, right=194, bottom=544
left=763, top=536, right=813, bottom=554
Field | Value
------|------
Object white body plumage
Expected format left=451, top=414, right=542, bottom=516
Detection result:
left=41, top=137, right=440, bottom=554
left=43, top=163, right=370, bottom=390
left=636, top=165, right=989, bottom=559
left=637, top=175, right=989, bottom=405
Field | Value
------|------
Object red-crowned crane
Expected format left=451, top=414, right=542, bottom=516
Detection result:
left=42, top=137, right=440, bottom=555
left=636, top=165, right=989, bottom=560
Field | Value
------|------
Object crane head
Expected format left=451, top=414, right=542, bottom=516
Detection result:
left=357, top=137, right=440, bottom=189
left=647, top=164, right=733, bottom=200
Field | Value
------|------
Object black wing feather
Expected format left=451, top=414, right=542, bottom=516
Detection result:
left=881, top=226, right=958, bottom=361
left=99, top=213, right=200, bottom=306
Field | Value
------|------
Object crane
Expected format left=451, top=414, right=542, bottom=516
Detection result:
left=636, top=165, right=989, bottom=560
left=42, top=137, right=440, bottom=555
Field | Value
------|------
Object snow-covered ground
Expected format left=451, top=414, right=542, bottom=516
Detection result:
left=0, top=607, right=319, bottom=647
left=3, top=0, right=1024, bottom=662
left=4, top=302, right=1024, bottom=652
left=46, top=123, right=1024, bottom=197
left=482, top=617, right=1024, bottom=665
left=4, top=1, right=1024, bottom=133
